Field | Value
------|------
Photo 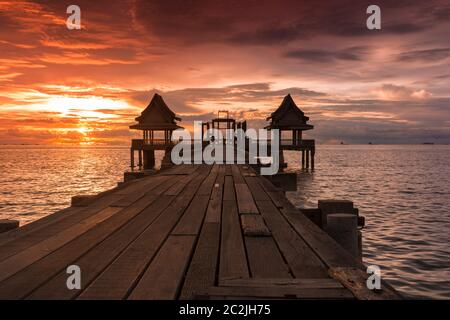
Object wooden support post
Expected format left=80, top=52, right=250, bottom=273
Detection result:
left=311, top=149, right=315, bottom=170
left=130, top=148, right=134, bottom=171
left=301, top=150, right=305, bottom=168
left=143, top=149, right=155, bottom=170
left=305, top=150, right=310, bottom=168
left=138, top=150, right=143, bottom=169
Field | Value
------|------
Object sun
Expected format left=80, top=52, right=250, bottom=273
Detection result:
left=77, top=126, right=89, bottom=135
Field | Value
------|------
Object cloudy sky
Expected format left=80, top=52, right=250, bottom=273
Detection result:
left=0, top=0, right=449, bottom=144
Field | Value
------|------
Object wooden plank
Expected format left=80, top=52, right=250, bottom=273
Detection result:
left=158, top=164, right=189, bottom=175
left=244, top=236, right=291, bottom=279
left=257, top=176, right=359, bottom=269
left=281, top=207, right=358, bottom=268
left=0, top=191, right=170, bottom=299
left=223, top=176, right=235, bottom=201
left=0, top=206, right=121, bottom=283
left=225, top=165, right=232, bottom=176
left=244, top=177, right=270, bottom=201
left=179, top=166, right=225, bottom=299
left=179, top=222, right=220, bottom=299
left=111, top=175, right=171, bottom=206
left=77, top=167, right=211, bottom=299
left=114, top=174, right=168, bottom=195
left=231, top=165, right=245, bottom=183
left=219, top=199, right=249, bottom=281
left=196, top=285, right=354, bottom=299
left=26, top=194, right=176, bottom=300
left=164, top=167, right=202, bottom=196
left=4, top=173, right=183, bottom=299
left=241, top=215, right=271, bottom=236
left=197, top=164, right=219, bottom=196
left=128, top=235, right=196, bottom=299
left=171, top=195, right=210, bottom=235
left=235, top=183, right=258, bottom=214
left=0, top=207, right=83, bottom=246
left=0, top=193, right=122, bottom=257
left=204, top=186, right=222, bottom=224
left=256, top=200, right=328, bottom=278
left=221, top=278, right=344, bottom=289
left=329, top=267, right=402, bottom=300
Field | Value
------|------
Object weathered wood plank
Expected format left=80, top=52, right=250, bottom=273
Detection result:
left=164, top=167, right=202, bottom=196
left=179, top=165, right=226, bottom=299
left=26, top=194, right=176, bottom=300
left=111, top=175, right=172, bottom=206
left=235, top=183, right=259, bottom=214
left=257, top=176, right=359, bottom=269
left=220, top=192, right=249, bottom=281
left=244, top=177, right=270, bottom=201
left=0, top=206, right=121, bottom=283
left=179, top=222, right=220, bottom=299
left=225, top=165, right=232, bottom=176
left=197, top=164, right=219, bottom=196
left=221, top=278, right=344, bottom=289
left=77, top=167, right=211, bottom=299
left=241, top=215, right=271, bottom=236
left=196, top=286, right=354, bottom=299
left=171, top=195, right=210, bottom=235
left=255, top=200, right=328, bottom=278
left=128, top=235, right=196, bottom=300
left=244, top=236, right=291, bottom=279
left=223, top=176, right=235, bottom=201
left=0, top=193, right=123, bottom=258
left=0, top=189, right=172, bottom=299
left=231, top=165, right=245, bottom=184
left=329, top=267, right=402, bottom=300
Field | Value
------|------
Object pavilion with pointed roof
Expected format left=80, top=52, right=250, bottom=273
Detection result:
left=266, top=94, right=315, bottom=169
left=130, top=93, right=183, bottom=143
left=129, top=93, right=183, bottom=170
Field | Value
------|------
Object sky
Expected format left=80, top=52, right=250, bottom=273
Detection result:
left=0, top=0, right=449, bottom=145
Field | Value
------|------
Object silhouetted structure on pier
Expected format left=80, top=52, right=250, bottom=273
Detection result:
left=129, top=93, right=315, bottom=171
left=266, top=94, right=315, bottom=169
left=129, top=94, right=182, bottom=170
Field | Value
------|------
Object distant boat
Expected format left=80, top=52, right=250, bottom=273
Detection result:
left=422, top=142, right=435, bottom=145
left=368, top=142, right=373, bottom=145
left=340, top=141, right=345, bottom=145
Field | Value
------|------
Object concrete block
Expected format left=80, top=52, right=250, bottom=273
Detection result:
left=326, top=213, right=359, bottom=258
left=318, top=199, right=354, bottom=228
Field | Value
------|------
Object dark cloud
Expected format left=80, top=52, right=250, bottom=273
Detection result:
left=398, top=48, right=450, bottom=62
left=285, top=46, right=368, bottom=62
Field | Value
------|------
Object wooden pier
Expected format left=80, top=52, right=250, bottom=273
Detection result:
left=0, top=164, right=400, bottom=300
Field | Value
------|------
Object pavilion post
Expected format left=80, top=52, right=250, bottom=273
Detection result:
left=130, top=148, right=135, bottom=171
left=138, top=150, right=142, bottom=169
left=301, top=150, right=305, bottom=168
left=306, top=149, right=310, bottom=168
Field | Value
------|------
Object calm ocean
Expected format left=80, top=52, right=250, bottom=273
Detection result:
left=0, top=145, right=449, bottom=299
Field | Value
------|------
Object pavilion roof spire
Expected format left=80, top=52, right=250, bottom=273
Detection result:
left=129, top=93, right=182, bottom=130
left=265, top=94, right=313, bottom=130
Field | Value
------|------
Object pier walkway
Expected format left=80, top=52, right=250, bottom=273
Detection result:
left=0, top=164, right=400, bottom=299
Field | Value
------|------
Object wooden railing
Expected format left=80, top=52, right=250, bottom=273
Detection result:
left=132, top=138, right=315, bottom=149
